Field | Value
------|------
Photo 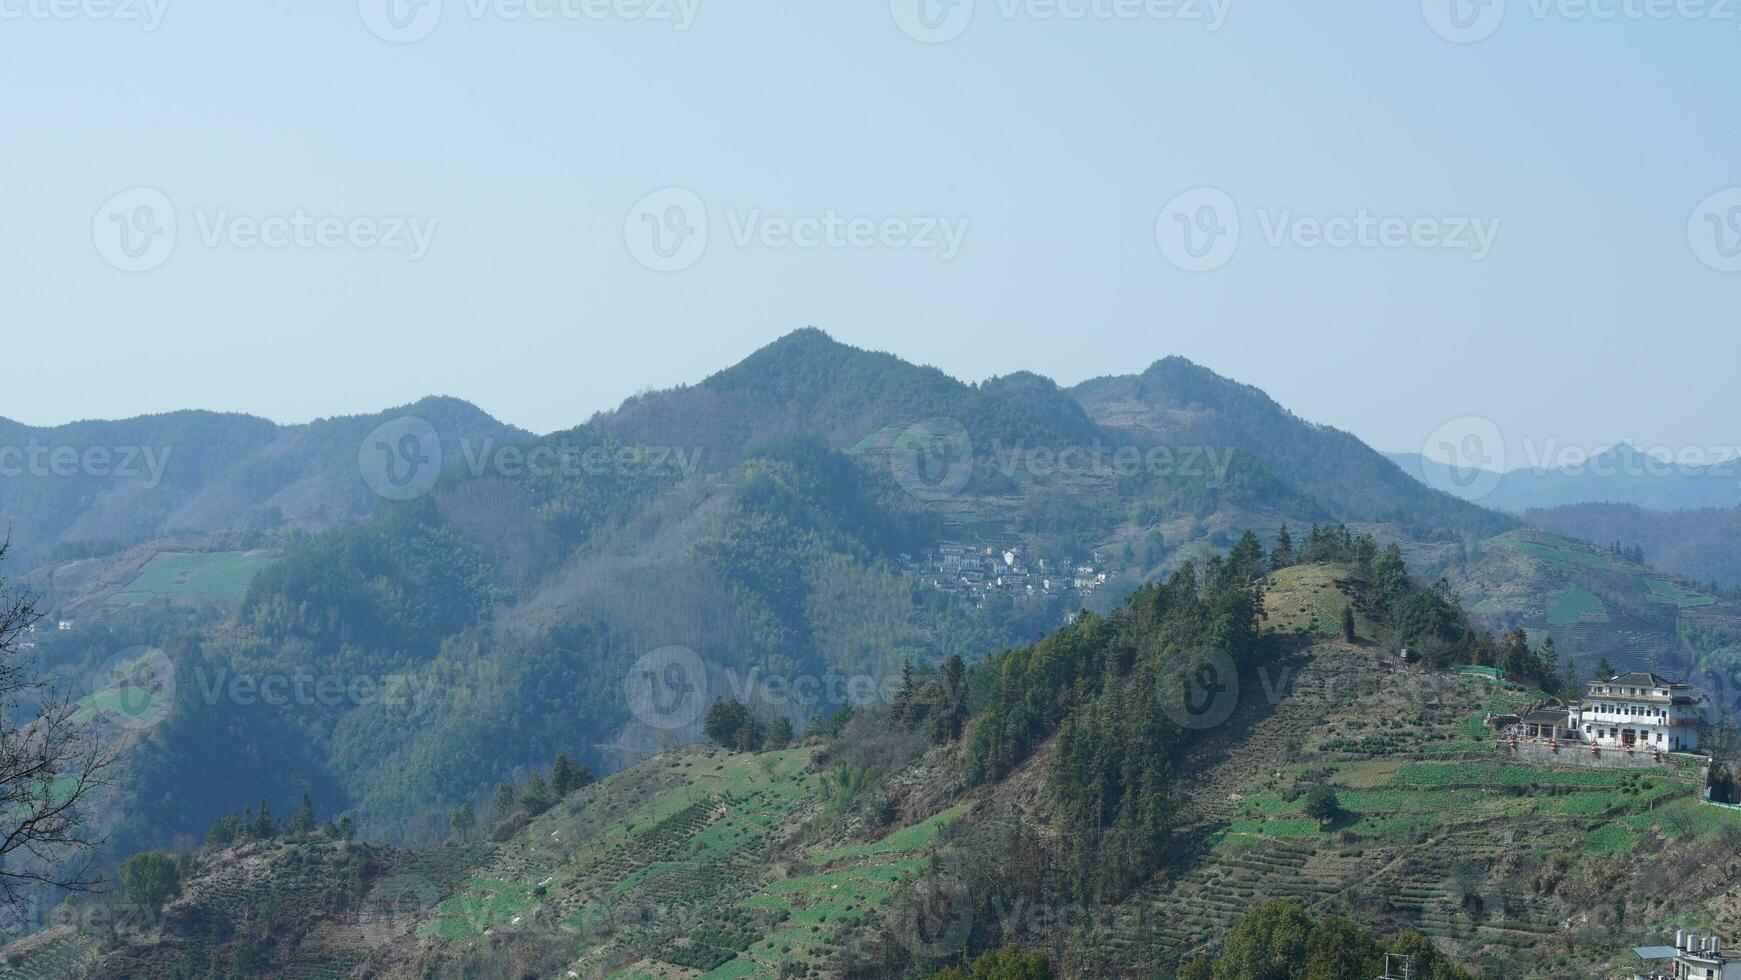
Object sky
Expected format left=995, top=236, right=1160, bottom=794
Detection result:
left=3, top=0, right=1738, bottom=472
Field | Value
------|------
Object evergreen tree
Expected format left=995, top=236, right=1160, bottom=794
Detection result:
left=251, top=800, right=277, bottom=840
left=766, top=716, right=795, bottom=747
left=552, top=754, right=594, bottom=797
left=493, top=782, right=517, bottom=819
left=1269, top=523, right=1295, bottom=570
left=119, top=852, right=181, bottom=911
left=291, top=793, right=316, bottom=835
left=1228, top=531, right=1267, bottom=582
left=450, top=803, right=476, bottom=840
left=520, top=772, right=556, bottom=815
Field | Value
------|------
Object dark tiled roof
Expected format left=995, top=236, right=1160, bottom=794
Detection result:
left=1605, top=672, right=1677, bottom=688
left=1523, top=708, right=1569, bottom=725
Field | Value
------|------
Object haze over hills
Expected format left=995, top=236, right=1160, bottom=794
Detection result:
left=11, top=554, right=1736, bottom=979
left=10, top=330, right=1741, bottom=976
left=0, top=399, right=532, bottom=569
left=1387, top=442, right=1741, bottom=514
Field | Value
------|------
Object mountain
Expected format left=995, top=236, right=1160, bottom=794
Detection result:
left=12, top=556, right=1731, bottom=979
left=1076, top=359, right=1512, bottom=541
left=5, top=330, right=1647, bottom=925
left=0, top=398, right=531, bottom=569
left=1520, top=502, right=1741, bottom=590
left=1424, top=527, right=1741, bottom=688
left=1388, top=443, right=1741, bottom=513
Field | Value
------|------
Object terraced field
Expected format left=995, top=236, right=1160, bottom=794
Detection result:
left=107, top=549, right=276, bottom=605
left=1546, top=585, right=1607, bottom=625
left=1093, top=626, right=1736, bottom=979
left=410, top=744, right=974, bottom=979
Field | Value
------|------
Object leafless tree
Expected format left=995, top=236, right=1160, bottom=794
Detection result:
left=0, top=539, right=119, bottom=912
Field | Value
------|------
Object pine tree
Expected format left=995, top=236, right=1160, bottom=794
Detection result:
left=493, top=782, right=517, bottom=819
left=1269, top=523, right=1295, bottom=570
left=520, top=772, right=555, bottom=815
left=450, top=803, right=476, bottom=841
left=552, top=754, right=594, bottom=797
left=291, top=793, right=316, bottom=835
left=252, top=801, right=277, bottom=840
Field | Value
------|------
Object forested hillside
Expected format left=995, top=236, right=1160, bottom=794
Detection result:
left=15, top=538, right=1734, bottom=979
left=10, top=330, right=1699, bottom=945
left=0, top=398, right=528, bottom=569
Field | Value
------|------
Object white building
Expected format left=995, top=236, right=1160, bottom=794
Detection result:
left=1633, top=930, right=1741, bottom=979
left=1572, top=671, right=1709, bottom=752
left=1490, top=670, right=1710, bottom=754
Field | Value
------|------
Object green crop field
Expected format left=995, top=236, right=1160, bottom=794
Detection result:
left=1646, top=578, right=1715, bottom=608
left=71, top=647, right=172, bottom=729
left=108, top=550, right=276, bottom=605
left=1547, top=586, right=1608, bottom=625
left=1494, top=535, right=1625, bottom=572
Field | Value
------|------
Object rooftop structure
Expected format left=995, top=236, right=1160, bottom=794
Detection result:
left=1489, top=669, right=1711, bottom=755
left=1632, top=930, right=1741, bottom=979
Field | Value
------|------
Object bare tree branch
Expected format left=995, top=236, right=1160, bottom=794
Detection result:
left=0, top=538, right=120, bottom=914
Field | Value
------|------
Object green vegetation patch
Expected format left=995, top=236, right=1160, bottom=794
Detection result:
left=816, top=802, right=970, bottom=862
left=1580, top=823, right=1636, bottom=853
left=1546, top=586, right=1608, bottom=626
left=109, top=550, right=276, bottom=604
left=424, top=878, right=540, bottom=939
left=1495, top=535, right=1625, bottom=572
left=1646, top=579, right=1715, bottom=608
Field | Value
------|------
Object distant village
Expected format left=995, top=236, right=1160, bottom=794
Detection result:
left=900, top=542, right=1110, bottom=607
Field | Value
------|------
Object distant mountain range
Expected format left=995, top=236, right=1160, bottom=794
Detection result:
left=17, top=329, right=1741, bottom=897
left=1387, top=443, right=1741, bottom=513
left=0, top=398, right=530, bottom=568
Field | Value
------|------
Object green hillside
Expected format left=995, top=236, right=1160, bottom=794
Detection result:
left=1446, top=528, right=1741, bottom=684
left=20, top=549, right=1741, bottom=979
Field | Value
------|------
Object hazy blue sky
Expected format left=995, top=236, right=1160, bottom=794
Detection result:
left=4, top=1, right=1737, bottom=468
